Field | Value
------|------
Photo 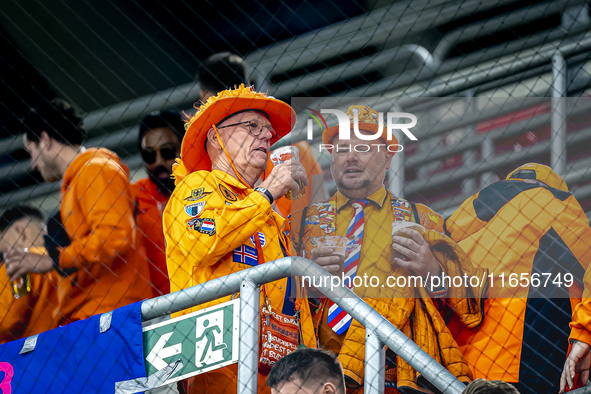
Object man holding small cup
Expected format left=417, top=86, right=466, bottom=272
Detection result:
left=294, top=105, right=487, bottom=392
left=162, top=85, right=317, bottom=393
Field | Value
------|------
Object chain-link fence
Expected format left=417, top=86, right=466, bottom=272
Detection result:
left=2, top=0, right=591, bottom=393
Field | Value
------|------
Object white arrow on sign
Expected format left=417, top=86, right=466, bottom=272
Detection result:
left=146, top=332, right=182, bottom=370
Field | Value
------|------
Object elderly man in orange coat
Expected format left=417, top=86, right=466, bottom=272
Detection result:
left=163, top=85, right=317, bottom=393
left=6, top=98, right=148, bottom=326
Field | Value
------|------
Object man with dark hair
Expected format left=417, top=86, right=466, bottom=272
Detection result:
left=197, top=52, right=248, bottom=101
left=6, top=98, right=147, bottom=326
left=266, top=348, right=346, bottom=394
left=0, top=206, right=58, bottom=344
left=463, top=379, right=520, bottom=394
left=132, top=111, right=185, bottom=295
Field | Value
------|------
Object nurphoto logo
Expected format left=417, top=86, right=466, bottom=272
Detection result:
left=305, top=106, right=418, bottom=153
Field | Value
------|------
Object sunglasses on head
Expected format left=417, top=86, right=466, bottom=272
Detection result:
left=141, top=146, right=178, bottom=164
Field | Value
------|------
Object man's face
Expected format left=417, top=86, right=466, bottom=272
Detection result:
left=330, top=134, right=391, bottom=198
left=141, top=127, right=181, bottom=194
left=216, top=111, right=275, bottom=173
left=0, top=218, right=44, bottom=255
left=23, top=134, right=61, bottom=183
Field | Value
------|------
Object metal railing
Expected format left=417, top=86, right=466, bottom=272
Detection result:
left=140, top=257, right=466, bottom=394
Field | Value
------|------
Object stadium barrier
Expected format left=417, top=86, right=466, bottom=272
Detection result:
left=140, top=257, right=465, bottom=394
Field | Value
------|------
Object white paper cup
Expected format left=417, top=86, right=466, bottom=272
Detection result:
left=313, top=235, right=349, bottom=273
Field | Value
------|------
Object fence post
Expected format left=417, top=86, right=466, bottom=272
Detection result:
left=480, top=136, right=495, bottom=187
left=551, top=50, right=567, bottom=176
left=365, top=329, right=385, bottom=394
left=388, top=141, right=404, bottom=198
left=237, top=279, right=260, bottom=394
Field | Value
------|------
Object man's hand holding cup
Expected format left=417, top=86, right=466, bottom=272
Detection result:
left=260, top=159, right=308, bottom=202
left=266, top=146, right=308, bottom=200
left=311, top=236, right=349, bottom=275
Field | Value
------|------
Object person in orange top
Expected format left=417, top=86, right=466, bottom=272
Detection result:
left=131, top=111, right=185, bottom=296
left=262, top=140, right=327, bottom=218
left=295, top=105, right=486, bottom=392
left=0, top=206, right=59, bottom=344
left=445, top=163, right=591, bottom=394
left=5, top=98, right=147, bottom=325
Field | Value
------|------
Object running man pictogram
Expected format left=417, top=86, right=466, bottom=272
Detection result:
left=196, top=318, right=227, bottom=364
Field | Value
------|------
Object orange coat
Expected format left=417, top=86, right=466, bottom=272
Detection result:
left=262, top=141, right=324, bottom=218
left=445, top=179, right=591, bottom=383
left=164, top=169, right=316, bottom=394
left=52, top=148, right=149, bottom=325
left=131, top=178, right=170, bottom=296
left=0, top=247, right=59, bottom=344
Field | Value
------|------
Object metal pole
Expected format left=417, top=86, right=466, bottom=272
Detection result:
left=480, top=136, right=495, bottom=187
left=387, top=147, right=404, bottom=198
left=141, top=259, right=291, bottom=321
left=365, top=329, right=385, bottom=394
left=140, top=257, right=465, bottom=394
left=237, top=279, right=260, bottom=394
left=551, top=51, right=567, bottom=176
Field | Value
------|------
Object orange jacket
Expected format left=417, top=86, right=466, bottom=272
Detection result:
left=263, top=141, right=324, bottom=218
left=296, top=187, right=486, bottom=389
left=131, top=178, right=170, bottom=296
left=0, top=247, right=59, bottom=344
left=445, top=179, right=591, bottom=382
left=164, top=169, right=317, bottom=394
left=51, top=148, right=149, bottom=325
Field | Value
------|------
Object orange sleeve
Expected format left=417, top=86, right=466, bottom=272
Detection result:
left=444, top=193, right=483, bottom=241
left=296, top=141, right=323, bottom=178
left=58, top=162, right=135, bottom=271
left=552, top=196, right=591, bottom=345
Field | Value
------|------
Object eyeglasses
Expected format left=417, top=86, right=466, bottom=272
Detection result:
left=141, top=145, right=178, bottom=164
left=217, top=119, right=276, bottom=138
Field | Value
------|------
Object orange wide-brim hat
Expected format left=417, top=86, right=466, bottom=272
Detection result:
left=506, top=163, right=568, bottom=192
left=322, top=105, right=399, bottom=154
left=179, top=84, right=296, bottom=175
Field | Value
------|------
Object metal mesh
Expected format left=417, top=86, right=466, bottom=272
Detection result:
left=2, top=1, right=591, bottom=393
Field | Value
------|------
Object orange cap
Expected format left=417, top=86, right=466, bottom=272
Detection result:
left=321, top=105, right=399, bottom=154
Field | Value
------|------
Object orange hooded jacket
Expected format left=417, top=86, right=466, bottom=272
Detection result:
left=131, top=177, right=170, bottom=296
left=49, top=148, right=150, bottom=325
left=163, top=169, right=317, bottom=394
left=445, top=179, right=591, bottom=385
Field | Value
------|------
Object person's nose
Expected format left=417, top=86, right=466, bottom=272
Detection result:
left=154, top=150, right=165, bottom=167
left=259, top=125, right=274, bottom=141
left=344, top=149, right=361, bottom=163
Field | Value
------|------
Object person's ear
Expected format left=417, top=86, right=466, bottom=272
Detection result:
left=39, top=131, right=52, bottom=150
left=207, top=128, right=221, bottom=149
left=322, top=382, right=338, bottom=394
left=385, top=151, right=394, bottom=170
